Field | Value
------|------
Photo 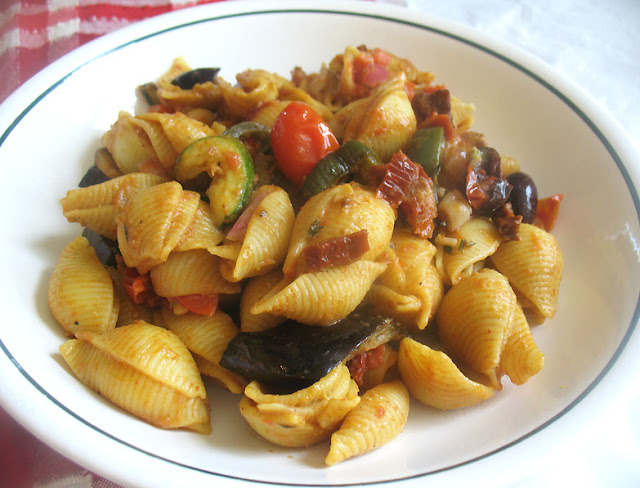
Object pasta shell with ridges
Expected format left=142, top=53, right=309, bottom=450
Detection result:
left=398, top=337, right=494, bottom=410
left=162, top=309, right=247, bottom=394
left=490, top=223, right=563, bottom=319
left=325, top=380, right=410, bottom=466
left=251, top=260, right=387, bottom=326
left=150, top=249, right=240, bottom=297
left=436, top=268, right=516, bottom=389
left=117, top=182, right=200, bottom=273
left=342, top=74, right=417, bottom=163
left=60, top=321, right=210, bottom=433
left=240, top=364, right=360, bottom=447
left=48, top=236, right=119, bottom=337
left=499, top=303, right=545, bottom=385
left=174, top=200, right=224, bottom=252
left=221, top=186, right=295, bottom=282
left=284, top=183, right=395, bottom=277
left=240, top=270, right=287, bottom=332
left=443, top=217, right=502, bottom=285
left=61, top=173, right=168, bottom=240
left=101, top=111, right=157, bottom=174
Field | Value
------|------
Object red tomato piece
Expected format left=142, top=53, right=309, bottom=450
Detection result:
left=271, top=101, right=339, bottom=187
left=175, top=294, right=218, bottom=317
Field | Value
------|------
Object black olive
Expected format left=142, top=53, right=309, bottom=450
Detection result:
left=171, top=68, right=220, bottom=90
left=507, top=172, right=538, bottom=223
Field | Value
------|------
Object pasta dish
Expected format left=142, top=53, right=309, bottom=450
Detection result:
left=48, top=46, right=563, bottom=465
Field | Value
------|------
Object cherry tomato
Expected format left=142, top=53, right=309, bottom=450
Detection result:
left=271, top=101, right=339, bottom=186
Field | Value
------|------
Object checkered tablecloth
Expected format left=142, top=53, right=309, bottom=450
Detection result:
left=0, top=0, right=230, bottom=104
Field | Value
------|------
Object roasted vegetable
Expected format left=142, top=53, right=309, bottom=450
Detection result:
left=82, top=228, right=119, bottom=267
left=301, top=140, right=381, bottom=200
left=224, top=121, right=271, bottom=147
left=466, top=146, right=512, bottom=214
left=175, top=135, right=254, bottom=226
left=78, top=165, right=110, bottom=188
left=171, top=68, right=220, bottom=89
left=220, top=310, right=404, bottom=391
left=404, top=126, right=445, bottom=179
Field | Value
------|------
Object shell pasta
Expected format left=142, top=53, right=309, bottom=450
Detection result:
left=48, top=46, right=563, bottom=464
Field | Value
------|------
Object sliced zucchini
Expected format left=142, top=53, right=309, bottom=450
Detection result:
left=175, top=135, right=254, bottom=226
left=301, top=140, right=381, bottom=200
left=405, top=126, right=445, bottom=179
left=224, top=121, right=272, bottom=153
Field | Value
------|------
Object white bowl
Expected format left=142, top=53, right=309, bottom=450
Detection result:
left=1, top=1, right=639, bottom=487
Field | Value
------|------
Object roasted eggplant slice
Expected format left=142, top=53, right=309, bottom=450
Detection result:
left=78, top=165, right=110, bottom=188
left=171, top=68, right=220, bottom=90
left=220, top=310, right=404, bottom=391
left=82, top=228, right=119, bottom=267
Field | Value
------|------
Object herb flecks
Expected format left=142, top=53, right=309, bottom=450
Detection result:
left=308, top=218, right=323, bottom=237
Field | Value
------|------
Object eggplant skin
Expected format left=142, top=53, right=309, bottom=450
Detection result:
left=82, top=228, right=119, bottom=267
left=220, top=310, right=403, bottom=392
left=171, top=68, right=220, bottom=90
left=78, top=165, right=110, bottom=188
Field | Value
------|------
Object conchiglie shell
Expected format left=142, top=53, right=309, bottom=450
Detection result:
left=284, top=183, right=395, bottom=277
left=368, top=284, right=422, bottom=319
left=341, top=74, right=417, bottom=163
left=117, top=182, right=200, bottom=273
left=283, top=183, right=353, bottom=276
left=48, top=236, right=119, bottom=337
left=325, top=380, right=409, bottom=466
left=162, top=309, right=247, bottom=394
left=450, top=95, right=476, bottom=133
left=251, top=260, right=387, bottom=326
left=499, top=303, right=544, bottom=385
left=240, top=270, right=287, bottom=332
left=411, top=262, right=445, bottom=330
left=391, top=229, right=442, bottom=329
left=126, top=115, right=177, bottom=169
left=131, top=112, right=215, bottom=169
left=250, top=100, right=290, bottom=128
left=218, top=69, right=279, bottom=119
left=61, top=173, right=168, bottom=240
left=275, top=74, right=334, bottom=122
left=101, top=111, right=157, bottom=174
left=443, top=217, right=502, bottom=285
left=60, top=321, right=210, bottom=433
left=220, top=186, right=295, bottom=282
left=436, top=268, right=517, bottom=389
left=155, top=57, right=222, bottom=110
left=398, top=337, right=494, bottom=410
left=174, top=200, right=224, bottom=252
left=240, top=364, right=360, bottom=447
left=150, top=249, right=240, bottom=297
left=490, top=223, right=563, bottom=319
left=375, top=245, right=407, bottom=291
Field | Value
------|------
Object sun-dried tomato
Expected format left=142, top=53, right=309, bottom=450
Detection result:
left=303, top=229, right=370, bottom=272
left=376, top=151, right=438, bottom=238
left=347, top=345, right=388, bottom=387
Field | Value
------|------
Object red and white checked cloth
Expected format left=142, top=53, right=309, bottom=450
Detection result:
left=0, top=0, right=228, bottom=104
